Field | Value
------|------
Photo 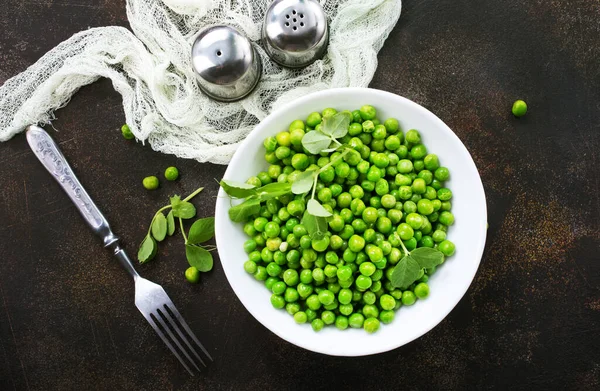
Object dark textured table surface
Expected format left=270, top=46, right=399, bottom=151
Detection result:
left=1, top=1, right=599, bottom=390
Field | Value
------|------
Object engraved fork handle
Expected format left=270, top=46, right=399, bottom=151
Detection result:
left=26, top=125, right=139, bottom=279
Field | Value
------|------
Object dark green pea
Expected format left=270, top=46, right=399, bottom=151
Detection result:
left=370, top=139, right=386, bottom=152
left=428, top=212, right=439, bottom=223
left=352, top=110, right=363, bottom=123
left=404, top=237, right=417, bottom=251
left=431, top=178, right=443, bottom=190
left=344, top=150, right=362, bottom=166
left=418, top=235, right=435, bottom=248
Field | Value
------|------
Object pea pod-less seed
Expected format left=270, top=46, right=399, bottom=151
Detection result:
left=226, top=105, right=456, bottom=333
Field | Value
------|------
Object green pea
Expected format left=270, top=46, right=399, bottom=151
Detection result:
left=397, top=159, right=414, bottom=174
left=410, top=178, right=426, bottom=195
left=512, top=99, right=527, bottom=117
left=339, top=224, right=355, bottom=240
left=439, top=211, right=455, bottom=226
left=270, top=294, right=286, bottom=309
left=434, top=166, right=450, bottom=181
left=373, top=125, right=387, bottom=140
left=414, top=282, right=430, bottom=299
left=311, top=318, right=325, bottom=331
left=402, top=291, right=417, bottom=306
left=306, top=112, right=322, bottom=127
left=254, top=266, right=268, bottom=281
left=349, top=313, right=365, bottom=328
left=322, top=107, right=338, bottom=118
left=264, top=136, right=278, bottom=152
left=380, top=310, right=395, bottom=324
left=311, top=236, right=330, bottom=252
left=439, top=240, right=456, bottom=256
left=397, top=223, right=414, bottom=240
left=417, top=199, right=434, bottom=215
left=184, top=266, right=200, bottom=284
left=418, top=235, right=435, bottom=248
left=306, top=294, right=322, bottom=310
left=142, top=176, right=159, bottom=190
left=284, top=287, right=299, bottom=302
left=411, top=144, right=428, bottom=160
left=334, top=316, right=349, bottom=330
left=286, top=303, right=301, bottom=315
left=376, top=216, right=392, bottom=234
left=321, top=310, right=336, bottom=325
left=405, top=129, right=421, bottom=144
left=359, top=105, right=376, bottom=120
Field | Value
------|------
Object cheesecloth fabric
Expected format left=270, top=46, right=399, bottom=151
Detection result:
left=0, top=0, right=401, bottom=164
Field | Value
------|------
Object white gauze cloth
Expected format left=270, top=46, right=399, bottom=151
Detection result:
left=0, top=0, right=401, bottom=164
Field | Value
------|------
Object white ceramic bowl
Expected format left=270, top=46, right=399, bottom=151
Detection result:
left=215, top=88, right=487, bottom=356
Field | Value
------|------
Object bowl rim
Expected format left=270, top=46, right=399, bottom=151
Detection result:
left=215, top=87, right=487, bottom=356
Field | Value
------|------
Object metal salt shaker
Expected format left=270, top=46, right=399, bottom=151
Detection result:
left=191, top=25, right=261, bottom=102
left=262, top=0, right=329, bottom=68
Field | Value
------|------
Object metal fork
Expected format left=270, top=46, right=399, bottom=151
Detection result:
left=26, top=125, right=212, bottom=375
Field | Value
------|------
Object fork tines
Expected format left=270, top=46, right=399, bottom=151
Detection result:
left=145, top=304, right=213, bottom=375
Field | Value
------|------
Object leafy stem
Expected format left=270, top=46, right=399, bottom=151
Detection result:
left=179, top=217, right=188, bottom=243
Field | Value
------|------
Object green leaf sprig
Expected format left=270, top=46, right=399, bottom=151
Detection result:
left=220, top=112, right=353, bottom=241
left=220, top=180, right=292, bottom=222
left=295, top=111, right=352, bottom=240
left=391, top=233, right=445, bottom=289
left=137, top=187, right=216, bottom=273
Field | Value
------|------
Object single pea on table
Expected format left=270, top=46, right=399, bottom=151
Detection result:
left=221, top=105, right=457, bottom=334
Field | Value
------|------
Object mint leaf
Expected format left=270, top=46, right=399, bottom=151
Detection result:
left=256, top=182, right=292, bottom=200
left=138, top=234, right=157, bottom=264
left=321, top=112, right=351, bottom=138
left=301, top=130, right=332, bottom=154
left=187, top=217, right=215, bottom=245
left=292, top=169, right=317, bottom=195
left=220, top=179, right=257, bottom=198
left=229, top=197, right=261, bottom=222
left=410, top=247, right=444, bottom=268
left=301, top=210, right=328, bottom=241
left=307, top=198, right=332, bottom=217
left=151, top=212, right=167, bottom=242
left=166, top=210, right=175, bottom=236
left=391, top=256, right=421, bottom=289
left=185, top=245, right=213, bottom=272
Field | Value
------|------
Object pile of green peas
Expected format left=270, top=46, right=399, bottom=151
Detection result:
left=240, top=105, right=456, bottom=333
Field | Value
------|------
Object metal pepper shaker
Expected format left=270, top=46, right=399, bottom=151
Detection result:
left=262, top=0, right=329, bottom=68
left=191, top=25, right=262, bottom=102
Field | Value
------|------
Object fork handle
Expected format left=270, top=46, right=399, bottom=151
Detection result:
left=26, top=125, right=139, bottom=278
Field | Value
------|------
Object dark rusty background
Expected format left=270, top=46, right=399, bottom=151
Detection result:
left=1, top=0, right=599, bottom=389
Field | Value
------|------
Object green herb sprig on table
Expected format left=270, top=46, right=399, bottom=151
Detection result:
left=138, top=187, right=215, bottom=273
left=391, top=232, right=445, bottom=289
